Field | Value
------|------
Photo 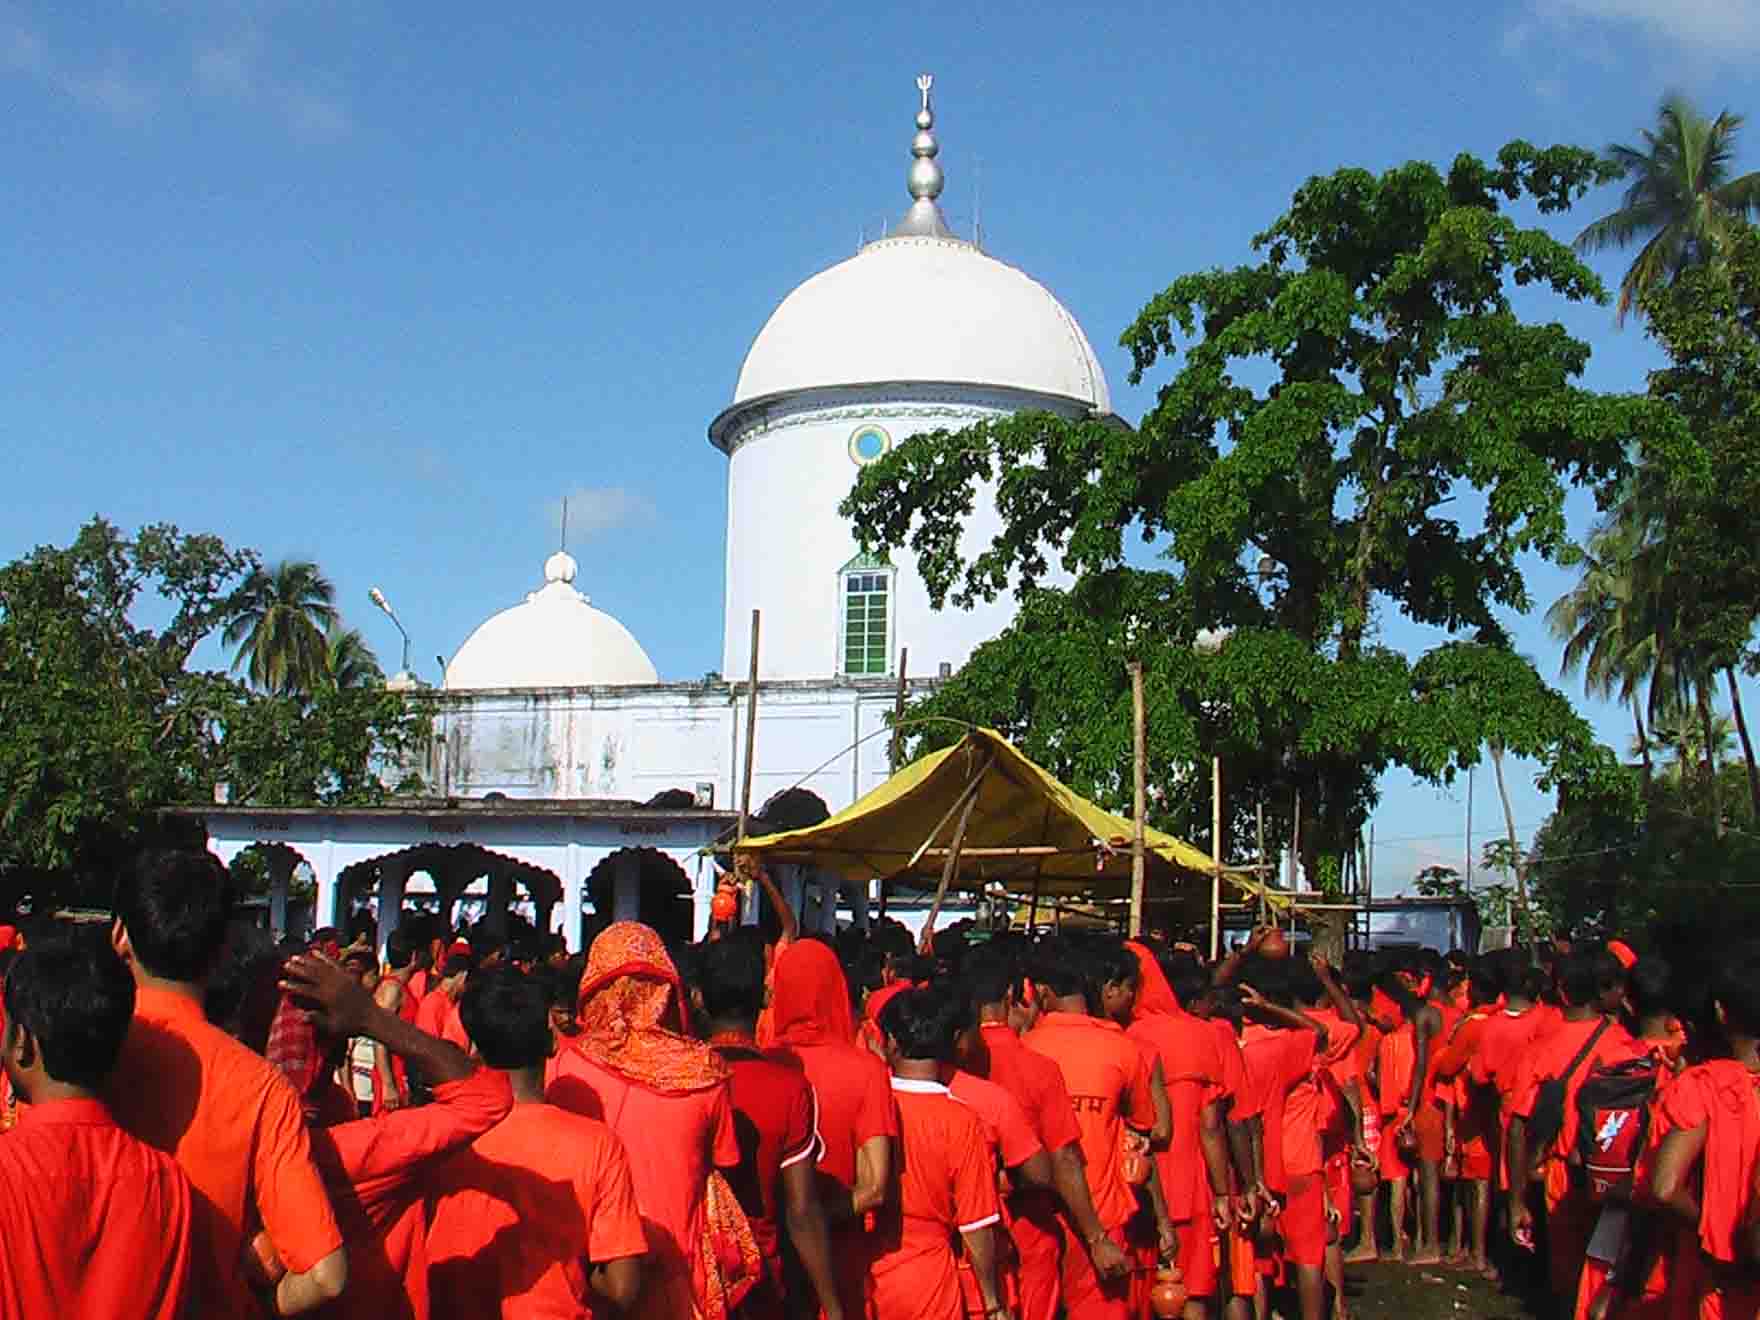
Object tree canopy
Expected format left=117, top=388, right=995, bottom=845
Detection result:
left=1575, top=94, right=1760, bottom=323
left=843, top=143, right=1668, bottom=900
left=0, top=520, right=426, bottom=912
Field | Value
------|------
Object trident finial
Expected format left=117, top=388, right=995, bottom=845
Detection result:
left=916, top=73, right=933, bottom=118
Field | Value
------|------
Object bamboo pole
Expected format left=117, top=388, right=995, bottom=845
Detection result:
left=1209, top=756, right=1223, bottom=960
left=738, top=610, right=761, bottom=841
left=1129, top=661, right=1148, bottom=939
left=903, top=752, right=994, bottom=872
left=920, top=845, right=1060, bottom=860
left=1028, top=872, right=1042, bottom=930
left=1255, top=800, right=1268, bottom=925
left=919, top=777, right=983, bottom=953
left=890, top=648, right=909, bottom=771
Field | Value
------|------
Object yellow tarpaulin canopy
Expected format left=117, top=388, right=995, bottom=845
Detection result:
left=732, top=728, right=1281, bottom=907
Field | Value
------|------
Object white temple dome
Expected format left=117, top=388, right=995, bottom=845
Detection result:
left=725, top=234, right=1111, bottom=419
left=445, top=551, right=660, bottom=690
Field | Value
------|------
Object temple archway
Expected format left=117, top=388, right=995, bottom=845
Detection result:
left=584, top=848, right=694, bottom=948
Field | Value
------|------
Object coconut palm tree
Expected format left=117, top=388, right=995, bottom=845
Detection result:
left=1575, top=94, right=1760, bottom=323
left=1547, top=503, right=1663, bottom=782
left=323, top=625, right=383, bottom=690
left=222, top=559, right=338, bottom=697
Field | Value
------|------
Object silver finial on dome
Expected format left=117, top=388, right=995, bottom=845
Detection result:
left=896, top=73, right=955, bottom=239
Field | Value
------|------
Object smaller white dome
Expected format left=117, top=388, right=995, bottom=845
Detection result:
left=445, top=556, right=659, bottom=690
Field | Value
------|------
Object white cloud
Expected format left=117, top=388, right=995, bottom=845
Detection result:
left=190, top=26, right=350, bottom=142
left=1527, top=0, right=1760, bottom=58
left=2, top=21, right=157, bottom=119
left=551, top=487, right=660, bottom=542
left=1, top=9, right=348, bottom=139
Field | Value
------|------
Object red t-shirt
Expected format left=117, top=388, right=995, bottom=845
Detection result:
left=106, top=986, right=343, bottom=1317
left=1656, top=1059, right=1760, bottom=1264
left=1473, top=1006, right=1545, bottom=1094
left=1129, top=1008, right=1230, bottom=1221
left=1240, top=1024, right=1318, bottom=1192
left=427, top=1099, right=648, bottom=1318
left=951, top=1068, right=1045, bottom=1171
left=1209, top=1016, right=1259, bottom=1121
left=764, top=1037, right=898, bottom=1190
left=1023, top=1010, right=1156, bottom=1230
left=868, top=1079, right=1001, bottom=1320
left=1283, top=1013, right=1360, bottom=1177
left=416, top=991, right=474, bottom=1052
left=304, top=1069, right=512, bottom=1320
left=546, top=1049, right=740, bottom=1318
left=0, top=1098, right=193, bottom=1320
left=713, top=1041, right=819, bottom=1290
left=1508, top=1015, right=1643, bottom=1161
left=976, top=1023, right=1083, bottom=1155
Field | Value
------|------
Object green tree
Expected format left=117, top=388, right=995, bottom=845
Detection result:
left=1575, top=95, right=1760, bottom=323
left=1634, top=228, right=1760, bottom=821
left=1546, top=499, right=1663, bottom=782
left=323, top=624, right=383, bottom=690
left=1412, top=864, right=1464, bottom=898
left=845, top=145, right=1660, bottom=914
left=223, top=559, right=339, bottom=697
left=0, top=522, right=423, bottom=913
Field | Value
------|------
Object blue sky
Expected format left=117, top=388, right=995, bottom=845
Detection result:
left=6, top=0, right=1759, bottom=892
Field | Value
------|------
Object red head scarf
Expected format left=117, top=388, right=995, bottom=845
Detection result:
left=769, top=940, right=856, bottom=1047
left=571, top=922, right=727, bottom=1096
left=1126, top=941, right=1181, bottom=1018
left=1607, top=939, right=1638, bottom=970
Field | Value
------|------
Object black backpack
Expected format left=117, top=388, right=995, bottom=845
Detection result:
left=1574, top=1054, right=1662, bottom=1200
left=1526, top=1017, right=1611, bottom=1155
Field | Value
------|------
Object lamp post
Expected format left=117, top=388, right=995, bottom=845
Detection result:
left=368, top=587, right=413, bottom=683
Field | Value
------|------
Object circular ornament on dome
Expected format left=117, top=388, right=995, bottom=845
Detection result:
left=848, top=424, right=892, bottom=466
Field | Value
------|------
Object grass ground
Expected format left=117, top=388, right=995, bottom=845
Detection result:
left=1338, top=1260, right=1544, bottom=1320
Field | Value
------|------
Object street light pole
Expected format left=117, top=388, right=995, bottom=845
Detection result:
left=368, top=587, right=412, bottom=677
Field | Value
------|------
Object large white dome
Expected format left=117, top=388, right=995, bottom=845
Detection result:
left=445, top=552, right=659, bottom=690
left=724, top=233, right=1111, bottom=420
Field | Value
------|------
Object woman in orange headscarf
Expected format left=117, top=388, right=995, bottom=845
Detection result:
left=547, top=922, right=741, bottom=1320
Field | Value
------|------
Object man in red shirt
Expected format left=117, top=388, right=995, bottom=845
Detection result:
left=875, top=989, right=1009, bottom=1320
left=1289, top=957, right=1364, bottom=1320
left=1232, top=958, right=1328, bottom=1320
left=1430, top=959, right=1499, bottom=1279
left=1650, top=956, right=1760, bottom=1320
left=1122, top=943, right=1238, bottom=1317
left=0, top=933, right=194, bottom=1320
left=768, top=939, right=898, bottom=1320
left=428, top=966, right=648, bottom=1317
left=1025, top=938, right=1170, bottom=1320
left=257, top=952, right=516, bottom=1320
left=958, top=949, right=1129, bottom=1320
left=691, top=934, right=843, bottom=1320
left=371, top=926, right=428, bottom=1113
left=415, top=951, right=475, bottom=1051
left=106, top=849, right=348, bottom=1315
left=1507, top=947, right=1641, bottom=1300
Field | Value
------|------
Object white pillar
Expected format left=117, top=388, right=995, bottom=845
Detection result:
left=612, top=853, right=640, bottom=924
left=692, top=854, right=713, bottom=941
left=314, top=865, right=339, bottom=932
left=266, top=852, right=294, bottom=941
left=563, top=870, right=584, bottom=953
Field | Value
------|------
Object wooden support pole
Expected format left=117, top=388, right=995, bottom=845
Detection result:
left=904, top=753, right=994, bottom=873
left=1129, top=661, right=1148, bottom=940
left=919, top=779, right=982, bottom=954
left=1028, top=872, right=1042, bottom=931
left=919, top=844, right=1060, bottom=861
left=890, top=647, right=909, bottom=771
left=1255, top=800, right=1268, bottom=925
left=738, top=610, right=761, bottom=841
left=1209, top=755, right=1223, bottom=960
